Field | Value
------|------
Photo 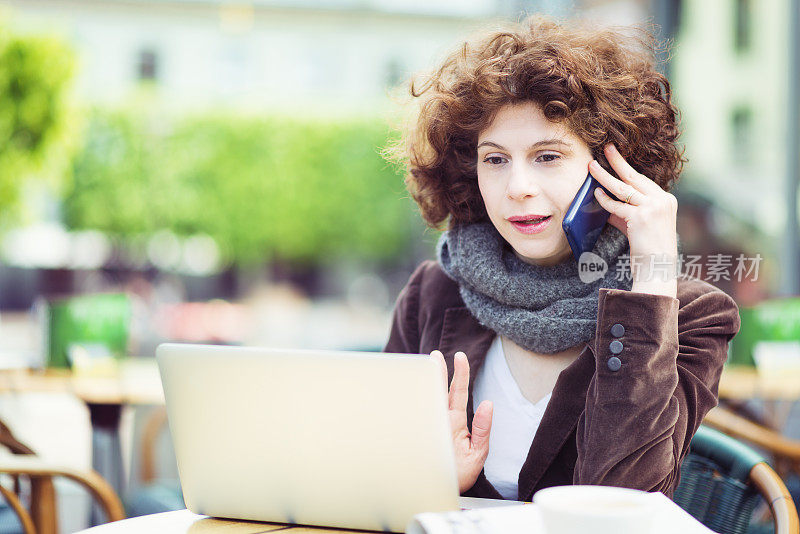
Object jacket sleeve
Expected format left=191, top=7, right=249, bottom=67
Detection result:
left=573, top=283, right=741, bottom=496
left=382, top=263, right=426, bottom=354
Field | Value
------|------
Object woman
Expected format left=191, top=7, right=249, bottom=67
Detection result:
left=384, top=16, right=740, bottom=501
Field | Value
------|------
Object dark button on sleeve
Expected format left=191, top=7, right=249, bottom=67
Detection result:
left=610, top=323, right=625, bottom=338
left=607, top=356, right=622, bottom=372
left=609, top=340, right=623, bottom=354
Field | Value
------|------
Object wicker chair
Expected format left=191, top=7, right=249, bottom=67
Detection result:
left=0, top=418, right=125, bottom=534
left=674, top=425, right=799, bottom=534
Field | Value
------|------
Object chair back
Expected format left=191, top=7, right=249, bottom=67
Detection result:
left=675, top=425, right=800, bottom=534
left=674, top=426, right=764, bottom=533
left=0, top=419, right=34, bottom=456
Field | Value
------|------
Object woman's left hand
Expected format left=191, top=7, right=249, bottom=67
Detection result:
left=590, top=144, right=678, bottom=298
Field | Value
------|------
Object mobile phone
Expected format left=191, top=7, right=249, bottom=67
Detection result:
left=562, top=173, right=612, bottom=261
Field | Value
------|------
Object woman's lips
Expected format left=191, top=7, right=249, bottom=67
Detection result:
left=509, top=215, right=552, bottom=234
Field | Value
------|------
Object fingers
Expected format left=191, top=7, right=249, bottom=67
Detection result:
left=450, top=351, right=469, bottom=412
left=589, top=160, right=643, bottom=207
left=429, top=349, right=470, bottom=413
left=593, top=185, right=634, bottom=221
left=429, top=350, right=448, bottom=396
left=603, top=144, right=661, bottom=195
left=471, top=400, right=493, bottom=456
left=593, top=144, right=679, bottom=228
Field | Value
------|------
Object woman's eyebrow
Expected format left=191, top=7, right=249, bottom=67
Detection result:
left=476, top=138, right=572, bottom=151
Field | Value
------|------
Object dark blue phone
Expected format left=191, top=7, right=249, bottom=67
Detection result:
left=562, top=173, right=612, bottom=261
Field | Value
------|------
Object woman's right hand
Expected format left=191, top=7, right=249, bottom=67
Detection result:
left=430, top=350, right=493, bottom=493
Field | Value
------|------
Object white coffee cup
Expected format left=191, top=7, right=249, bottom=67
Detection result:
left=533, top=485, right=659, bottom=534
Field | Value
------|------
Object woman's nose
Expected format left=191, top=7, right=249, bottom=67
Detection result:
left=505, top=165, right=541, bottom=200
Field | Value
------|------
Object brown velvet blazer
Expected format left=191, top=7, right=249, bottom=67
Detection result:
left=383, top=260, right=741, bottom=502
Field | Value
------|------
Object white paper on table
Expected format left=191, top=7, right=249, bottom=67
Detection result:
left=406, top=492, right=714, bottom=534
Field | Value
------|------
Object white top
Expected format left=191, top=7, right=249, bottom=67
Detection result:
left=472, top=335, right=552, bottom=500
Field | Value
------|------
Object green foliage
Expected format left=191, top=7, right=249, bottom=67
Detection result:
left=0, top=26, right=75, bottom=224
left=64, top=109, right=420, bottom=264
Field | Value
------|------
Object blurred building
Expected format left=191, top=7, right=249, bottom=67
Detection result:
left=1, top=0, right=647, bottom=114
left=672, top=0, right=792, bottom=295
left=1, top=0, right=509, bottom=115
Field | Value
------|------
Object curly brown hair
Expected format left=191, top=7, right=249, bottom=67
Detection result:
left=387, top=15, right=685, bottom=230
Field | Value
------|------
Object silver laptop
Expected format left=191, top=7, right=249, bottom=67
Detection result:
left=157, top=343, right=473, bottom=532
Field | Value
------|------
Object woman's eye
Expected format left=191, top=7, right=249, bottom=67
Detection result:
left=483, top=156, right=507, bottom=165
left=537, top=154, right=561, bottom=163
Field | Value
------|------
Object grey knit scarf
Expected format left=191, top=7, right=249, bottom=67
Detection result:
left=436, top=222, right=633, bottom=354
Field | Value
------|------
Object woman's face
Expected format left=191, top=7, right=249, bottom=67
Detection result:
left=476, top=102, right=594, bottom=266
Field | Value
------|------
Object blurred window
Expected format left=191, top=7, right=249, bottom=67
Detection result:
left=734, top=0, right=752, bottom=53
left=731, top=106, right=753, bottom=164
left=138, top=49, right=159, bottom=82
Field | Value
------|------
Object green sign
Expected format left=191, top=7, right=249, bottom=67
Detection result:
left=46, top=293, right=131, bottom=369
left=730, top=298, right=800, bottom=367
